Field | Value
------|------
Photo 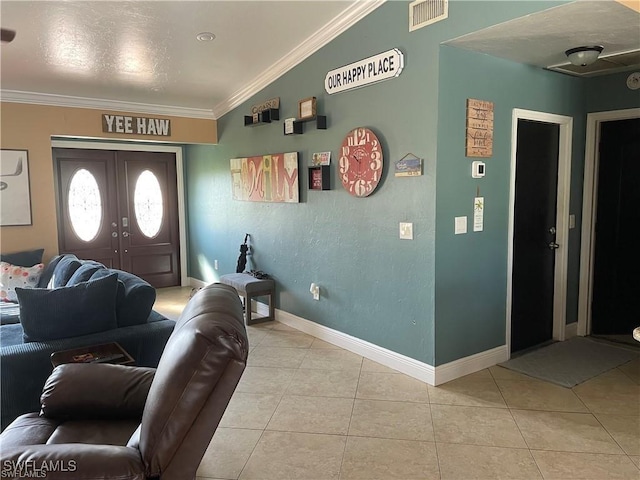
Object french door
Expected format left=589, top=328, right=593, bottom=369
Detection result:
left=53, top=148, right=180, bottom=288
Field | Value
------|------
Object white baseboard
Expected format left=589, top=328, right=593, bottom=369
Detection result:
left=188, top=277, right=208, bottom=288
left=565, top=322, right=578, bottom=339
left=434, top=345, right=509, bottom=385
left=257, top=303, right=507, bottom=386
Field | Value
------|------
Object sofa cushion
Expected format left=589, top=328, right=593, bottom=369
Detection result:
left=48, top=255, right=82, bottom=288
left=16, top=273, right=119, bottom=343
left=0, top=261, right=45, bottom=303
left=37, top=254, right=64, bottom=288
left=91, top=269, right=155, bottom=328
left=67, top=261, right=106, bottom=285
left=0, top=249, right=44, bottom=267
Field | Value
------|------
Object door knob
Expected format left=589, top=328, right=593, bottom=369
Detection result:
left=112, top=232, right=118, bottom=238
left=122, top=232, right=129, bottom=238
left=549, top=227, right=556, bottom=235
left=548, top=242, right=560, bottom=250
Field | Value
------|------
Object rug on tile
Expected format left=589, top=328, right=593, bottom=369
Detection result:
left=499, top=337, right=638, bottom=388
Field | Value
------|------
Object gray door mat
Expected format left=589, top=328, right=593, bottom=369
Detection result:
left=499, top=337, right=639, bottom=388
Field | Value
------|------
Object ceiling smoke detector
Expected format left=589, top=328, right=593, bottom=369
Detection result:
left=565, top=46, right=603, bottom=66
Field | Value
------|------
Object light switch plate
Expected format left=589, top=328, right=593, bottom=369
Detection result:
left=399, top=222, right=413, bottom=240
left=455, top=216, right=467, bottom=235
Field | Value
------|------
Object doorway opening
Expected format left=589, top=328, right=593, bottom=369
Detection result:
left=506, top=109, right=573, bottom=356
left=578, top=108, right=640, bottom=345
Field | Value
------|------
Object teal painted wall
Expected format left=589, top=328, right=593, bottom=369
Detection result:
left=586, top=71, right=640, bottom=112
left=185, top=1, right=569, bottom=366
left=434, top=46, right=587, bottom=364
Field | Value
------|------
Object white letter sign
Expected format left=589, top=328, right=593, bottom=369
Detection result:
left=102, top=114, right=171, bottom=137
left=325, top=48, right=404, bottom=95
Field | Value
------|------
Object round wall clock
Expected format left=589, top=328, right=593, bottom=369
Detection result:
left=339, top=127, right=384, bottom=197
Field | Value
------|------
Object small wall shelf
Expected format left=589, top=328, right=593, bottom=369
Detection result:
left=244, top=108, right=280, bottom=127
left=284, top=115, right=327, bottom=135
left=308, top=165, right=330, bottom=190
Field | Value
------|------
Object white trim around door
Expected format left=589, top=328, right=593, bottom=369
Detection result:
left=577, top=108, right=640, bottom=336
left=506, top=109, right=573, bottom=355
left=50, top=140, right=188, bottom=287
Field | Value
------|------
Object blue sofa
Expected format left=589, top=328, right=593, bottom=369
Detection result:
left=0, top=254, right=175, bottom=430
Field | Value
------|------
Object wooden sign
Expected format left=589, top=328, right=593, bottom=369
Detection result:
left=395, top=153, right=423, bottom=177
left=251, top=97, right=280, bottom=114
left=465, top=99, right=494, bottom=157
left=102, top=114, right=171, bottom=136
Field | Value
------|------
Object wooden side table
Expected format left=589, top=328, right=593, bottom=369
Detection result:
left=51, top=342, right=135, bottom=368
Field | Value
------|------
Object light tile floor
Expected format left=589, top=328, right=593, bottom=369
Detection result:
left=155, top=287, right=640, bottom=480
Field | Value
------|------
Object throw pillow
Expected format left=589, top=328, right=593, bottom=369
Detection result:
left=0, top=248, right=44, bottom=267
left=16, top=273, right=118, bottom=343
left=0, top=262, right=45, bottom=303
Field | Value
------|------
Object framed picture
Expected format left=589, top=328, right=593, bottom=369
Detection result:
left=298, top=97, right=317, bottom=120
left=0, top=149, right=32, bottom=226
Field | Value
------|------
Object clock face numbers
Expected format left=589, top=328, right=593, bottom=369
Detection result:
left=339, top=127, right=383, bottom=197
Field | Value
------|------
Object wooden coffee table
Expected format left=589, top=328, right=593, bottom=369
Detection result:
left=51, top=342, right=134, bottom=368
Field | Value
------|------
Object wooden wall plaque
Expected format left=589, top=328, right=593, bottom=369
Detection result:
left=466, top=99, right=494, bottom=157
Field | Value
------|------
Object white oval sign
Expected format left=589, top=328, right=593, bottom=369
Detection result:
left=324, top=48, right=404, bottom=95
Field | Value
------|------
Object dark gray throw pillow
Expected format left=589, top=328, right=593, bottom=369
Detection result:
left=0, top=249, right=44, bottom=267
left=16, top=273, right=118, bottom=343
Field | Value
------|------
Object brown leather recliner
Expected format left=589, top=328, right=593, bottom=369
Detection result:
left=0, top=283, right=248, bottom=480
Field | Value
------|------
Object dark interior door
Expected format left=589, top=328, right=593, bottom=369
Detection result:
left=591, top=118, right=640, bottom=335
left=511, top=119, right=560, bottom=353
left=54, top=148, right=180, bottom=288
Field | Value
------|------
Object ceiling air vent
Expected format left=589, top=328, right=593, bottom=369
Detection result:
left=409, top=0, right=448, bottom=32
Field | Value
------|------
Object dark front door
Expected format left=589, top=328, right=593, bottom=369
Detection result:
left=591, top=118, right=640, bottom=335
left=53, top=148, right=180, bottom=288
left=511, top=119, right=560, bottom=353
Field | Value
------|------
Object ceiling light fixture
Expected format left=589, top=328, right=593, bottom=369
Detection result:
left=196, top=32, right=215, bottom=42
left=565, top=45, right=603, bottom=67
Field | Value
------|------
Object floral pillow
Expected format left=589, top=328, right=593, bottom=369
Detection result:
left=0, top=261, right=44, bottom=303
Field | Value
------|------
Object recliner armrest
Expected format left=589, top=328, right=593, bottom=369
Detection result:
left=0, top=444, right=145, bottom=479
left=40, top=363, right=155, bottom=420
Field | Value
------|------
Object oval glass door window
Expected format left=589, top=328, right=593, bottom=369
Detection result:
left=68, top=169, right=103, bottom=242
left=134, top=170, right=163, bottom=238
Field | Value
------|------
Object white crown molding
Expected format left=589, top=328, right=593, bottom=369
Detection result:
left=1, top=1, right=385, bottom=121
left=0, top=90, right=215, bottom=120
left=212, top=0, right=387, bottom=118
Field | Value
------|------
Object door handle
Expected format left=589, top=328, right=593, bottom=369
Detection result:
left=548, top=242, right=560, bottom=250
left=549, top=227, right=556, bottom=235
left=122, top=231, right=129, bottom=238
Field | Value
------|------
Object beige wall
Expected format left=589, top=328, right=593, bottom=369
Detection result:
left=0, top=102, right=217, bottom=262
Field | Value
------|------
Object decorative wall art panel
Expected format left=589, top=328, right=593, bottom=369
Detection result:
left=0, top=150, right=32, bottom=226
left=231, top=152, right=299, bottom=203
